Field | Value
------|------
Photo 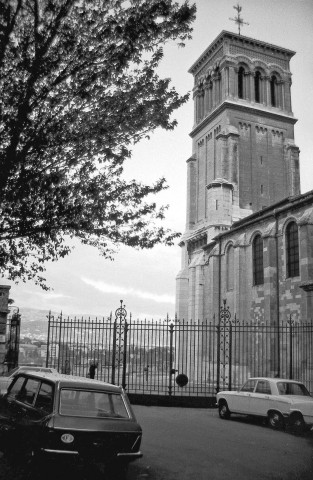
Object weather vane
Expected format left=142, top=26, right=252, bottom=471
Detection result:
left=229, top=3, right=249, bottom=35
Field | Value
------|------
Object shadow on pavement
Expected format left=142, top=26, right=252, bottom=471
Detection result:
left=226, top=413, right=313, bottom=441
left=0, top=454, right=132, bottom=480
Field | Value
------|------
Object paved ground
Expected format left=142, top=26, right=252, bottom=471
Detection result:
left=128, top=406, right=313, bottom=480
left=0, top=406, right=313, bottom=480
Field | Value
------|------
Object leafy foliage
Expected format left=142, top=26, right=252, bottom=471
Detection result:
left=0, top=0, right=196, bottom=288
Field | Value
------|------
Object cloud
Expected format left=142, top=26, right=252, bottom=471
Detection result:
left=33, top=291, right=72, bottom=300
left=81, top=277, right=175, bottom=305
left=12, top=287, right=71, bottom=301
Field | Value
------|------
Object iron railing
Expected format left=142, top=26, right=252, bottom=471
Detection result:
left=46, top=305, right=313, bottom=397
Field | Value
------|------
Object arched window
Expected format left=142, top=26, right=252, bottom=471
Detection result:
left=238, top=67, right=245, bottom=99
left=270, top=75, right=277, bottom=107
left=252, top=235, right=264, bottom=285
left=286, top=222, right=299, bottom=277
left=254, top=71, right=261, bottom=103
left=226, top=245, right=234, bottom=291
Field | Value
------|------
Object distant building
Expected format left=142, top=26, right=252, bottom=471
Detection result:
left=176, top=31, right=313, bottom=324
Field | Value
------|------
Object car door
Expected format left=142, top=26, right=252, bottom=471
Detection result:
left=0, top=375, right=30, bottom=454
left=230, top=379, right=257, bottom=414
left=7, top=376, right=43, bottom=454
left=249, top=380, right=272, bottom=416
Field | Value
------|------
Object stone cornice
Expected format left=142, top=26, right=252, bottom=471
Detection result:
left=186, top=155, right=196, bottom=163
left=207, top=178, right=234, bottom=190
left=190, top=101, right=297, bottom=138
left=189, top=30, right=295, bottom=76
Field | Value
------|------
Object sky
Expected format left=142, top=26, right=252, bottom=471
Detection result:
left=6, top=0, right=313, bottom=320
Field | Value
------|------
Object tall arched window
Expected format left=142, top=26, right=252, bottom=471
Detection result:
left=254, top=71, right=261, bottom=103
left=270, top=75, right=277, bottom=107
left=226, top=245, right=234, bottom=291
left=238, top=67, right=245, bottom=99
left=253, top=235, right=264, bottom=285
left=286, top=222, right=299, bottom=277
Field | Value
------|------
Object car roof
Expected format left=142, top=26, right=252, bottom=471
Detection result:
left=15, top=371, right=123, bottom=393
left=248, top=377, right=303, bottom=384
left=18, top=366, right=56, bottom=371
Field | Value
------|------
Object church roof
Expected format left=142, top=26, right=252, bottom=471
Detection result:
left=213, top=189, right=313, bottom=241
left=189, top=30, right=296, bottom=75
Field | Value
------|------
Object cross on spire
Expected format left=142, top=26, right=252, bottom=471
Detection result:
left=229, top=3, right=249, bottom=35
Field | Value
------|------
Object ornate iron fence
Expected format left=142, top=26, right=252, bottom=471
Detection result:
left=46, top=302, right=313, bottom=397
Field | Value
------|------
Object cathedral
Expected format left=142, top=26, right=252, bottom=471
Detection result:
left=176, top=30, right=313, bottom=324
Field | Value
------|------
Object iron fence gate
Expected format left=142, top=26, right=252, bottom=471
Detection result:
left=46, top=302, right=313, bottom=397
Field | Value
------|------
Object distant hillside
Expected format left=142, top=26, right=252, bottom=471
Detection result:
left=18, top=307, right=108, bottom=339
left=19, top=308, right=56, bottom=338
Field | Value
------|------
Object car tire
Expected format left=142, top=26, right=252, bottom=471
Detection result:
left=268, top=411, right=284, bottom=430
left=219, top=401, right=231, bottom=420
left=290, top=413, right=305, bottom=432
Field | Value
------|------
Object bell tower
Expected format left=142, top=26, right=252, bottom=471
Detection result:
left=176, top=30, right=300, bottom=320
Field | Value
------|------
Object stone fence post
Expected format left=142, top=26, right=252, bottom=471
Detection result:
left=0, top=285, right=11, bottom=375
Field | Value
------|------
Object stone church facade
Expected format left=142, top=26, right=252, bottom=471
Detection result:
left=176, top=30, right=313, bottom=324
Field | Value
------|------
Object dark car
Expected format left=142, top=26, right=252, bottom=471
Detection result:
left=0, top=371, right=142, bottom=471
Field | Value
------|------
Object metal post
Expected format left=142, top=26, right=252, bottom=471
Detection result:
left=111, top=320, right=117, bottom=385
left=289, top=316, right=293, bottom=379
left=112, top=300, right=127, bottom=386
left=228, top=323, right=232, bottom=391
left=216, top=322, right=220, bottom=394
left=217, top=300, right=232, bottom=393
left=122, top=321, right=128, bottom=390
left=168, top=323, right=174, bottom=396
left=57, top=312, right=63, bottom=373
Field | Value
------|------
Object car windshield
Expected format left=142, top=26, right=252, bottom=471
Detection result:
left=59, top=389, right=130, bottom=419
left=277, top=382, right=311, bottom=396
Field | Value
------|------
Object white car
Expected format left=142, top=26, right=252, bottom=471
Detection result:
left=216, top=377, right=313, bottom=431
left=0, top=365, right=58, bottom=395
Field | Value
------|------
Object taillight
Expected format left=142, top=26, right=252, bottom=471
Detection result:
left=131, top=435, right=142, bottom=452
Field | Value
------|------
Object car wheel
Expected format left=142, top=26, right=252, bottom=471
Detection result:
left=290, top=413, right=305, bottom=432
left=219, top=401, right=231, bottom=420
left=268, top=411, right=284, bottom=429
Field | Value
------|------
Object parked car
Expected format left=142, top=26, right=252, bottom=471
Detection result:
left=0, top=365, right=58, bottom=395
left=0, top=371, right=142, bottom=472
left=216, top=377, right=313, bottom=430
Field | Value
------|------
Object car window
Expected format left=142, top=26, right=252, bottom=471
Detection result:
left=17, top=378, right=41, bottom=406
left=8, top=376, right=26, bottom=397
left=255, top=380, right=271, bottom=394
left=277, top=382, right=311, bottom=396
left=59, top=389, right=130, bottom=419
left=240, top=380, right=257, bottom=392
left=35, top=382, right=54, bottom=414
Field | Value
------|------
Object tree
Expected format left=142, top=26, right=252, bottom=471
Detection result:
left=0, top=0, right=196, bottom=289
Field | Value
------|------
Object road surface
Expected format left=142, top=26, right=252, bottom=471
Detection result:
left=0, top=406, right=312, bottom=480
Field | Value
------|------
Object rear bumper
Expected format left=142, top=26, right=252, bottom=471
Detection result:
left=42, top=449, right=79, bottom=455
left=41, top=448, right=142, bottom=460
left=117, top=451, right=143, bottom=460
